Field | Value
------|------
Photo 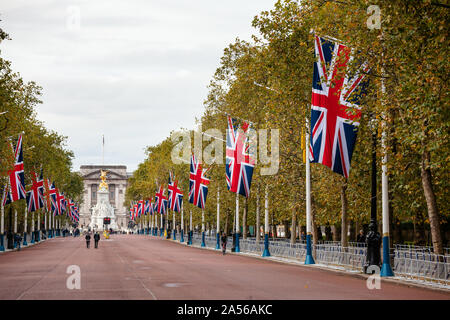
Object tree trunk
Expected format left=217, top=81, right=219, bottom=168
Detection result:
left=421, top=150, right=443, bottom=255
left=290, top=208, right=297, bottom=244
left=341, top=179, right=348, bottom=248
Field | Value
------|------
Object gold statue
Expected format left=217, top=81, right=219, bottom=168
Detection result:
left=99, top=169, right=109, bottom=190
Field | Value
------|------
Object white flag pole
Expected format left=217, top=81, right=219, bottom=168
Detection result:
left=23, top=206, right=28, bottom=246
left=235, top=193, right=240, bottom=253
left=0, top=204, right=4, bottom=251
left=262, top=185, right=270, bottom=257
left=216, top=188, right=220, bottom=250
left=380, top=62, right=394, bottom=277
left=201, top=209, right=206, bottom=247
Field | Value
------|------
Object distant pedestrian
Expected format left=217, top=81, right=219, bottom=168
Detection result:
left=94, top=232, right=100, bottom=249
left=221, top=232, right=227, bottom=255
left=357, top=230, right=365, bottom=243
left=85, top=233, right=91, bottom=248
left=15, top=234, right=22, bottom=251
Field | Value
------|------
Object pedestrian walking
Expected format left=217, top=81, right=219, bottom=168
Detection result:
left=221, top=232, right=227, bottom=255
left=85, top=232, right=91, bottom=248
left=94, top=232, right=100, bottom=249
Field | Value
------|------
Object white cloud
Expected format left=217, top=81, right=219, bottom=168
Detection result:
left=0, top=0, right=276, bottom=172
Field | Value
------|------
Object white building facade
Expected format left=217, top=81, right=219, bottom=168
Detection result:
left=78, top=165, right=132, bottom=230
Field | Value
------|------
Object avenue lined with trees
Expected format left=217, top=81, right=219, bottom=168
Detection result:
left=126, top=1, right=449, bottom=255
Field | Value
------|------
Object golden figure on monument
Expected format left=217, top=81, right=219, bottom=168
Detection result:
left=99, top=169, right=109, bottom=190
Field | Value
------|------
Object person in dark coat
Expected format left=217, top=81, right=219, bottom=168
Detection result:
left=221, top=232, right=228, bottom=255
left=94, top=232, right=100, bottom=249
left=85, top=232, right=91, bottom=248
left=357, top=230, right=366, bottom=243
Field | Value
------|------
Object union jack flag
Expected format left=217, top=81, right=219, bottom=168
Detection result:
left=2, top=185, right=12, bottom=206
left=168, top=172, right=183, bottom=213
left=66, top=199, right=75, bottom=219
left=137, top=199, right=144, bottom=217
left=310, top=35, right=369, bottom=178
left=47, top=182, right=59, bottom=216
left=155, top=186, right=168, bottom=214
left=226, top=116, right=255, bottom=198
left=144, top=199, right=150, bottom=215
left=188, top=154, right=209, bottom=209
left=26, top=170, right=45, bottom=212
left=72, top=206, right=79, bottom=222
left=4, top=134, right=26, bottom=203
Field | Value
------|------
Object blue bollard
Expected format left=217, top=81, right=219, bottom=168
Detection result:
left=262, top=233, right=270, bottom=257
left=201, top=232, right=205, bottom=247
left=31, top=231, right=35, bottom=244
left=305, top=233, right=315, bottom=264
left=23, top=232, right=27, bottom=246
left=180, top=230, right=184, bottom=243
left=37, top=230, right=41, bottom=242
left=380, top=236, right=394, bottom=277
left=0, top=234, right=4, bottom=251
left=216, top=233, right=220, bottom=250
left=235, top=233, right=240, bottom=253
left=173, top=229, right=176, bottom=241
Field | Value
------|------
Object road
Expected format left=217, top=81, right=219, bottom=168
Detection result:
left=0, top=234, right=448, bottom=300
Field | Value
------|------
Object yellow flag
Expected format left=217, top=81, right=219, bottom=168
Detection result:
left=301, top=127, right=306, bottom=164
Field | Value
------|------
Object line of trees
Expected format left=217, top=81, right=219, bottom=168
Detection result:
left=0, top=25, right=84, bottom=232
left=126, top=1, right=449, bottom=253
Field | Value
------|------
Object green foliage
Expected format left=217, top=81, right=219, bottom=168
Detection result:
left=127, top=1, right=449, bottom=241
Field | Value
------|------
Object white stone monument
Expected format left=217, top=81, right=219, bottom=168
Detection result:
left=89, top=170, right=118, bottom=231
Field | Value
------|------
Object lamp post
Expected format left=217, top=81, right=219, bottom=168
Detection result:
left=364, top=115, right=381, bottom=273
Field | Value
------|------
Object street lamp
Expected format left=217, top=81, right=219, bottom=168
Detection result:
left=364, top=114, right=382, bottom=273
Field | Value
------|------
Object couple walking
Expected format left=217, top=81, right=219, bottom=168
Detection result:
left=85, top=232, right=100, bottom=249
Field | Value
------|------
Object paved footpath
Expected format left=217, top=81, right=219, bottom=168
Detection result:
left=0, top=234, right=448, bottom=300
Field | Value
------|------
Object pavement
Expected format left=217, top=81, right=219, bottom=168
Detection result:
left=0, top=234, right=449, bottom=300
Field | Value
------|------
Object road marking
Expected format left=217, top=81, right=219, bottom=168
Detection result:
left=15, top=242, right=82, bottom=300
left=116, top=253, right=157, bottom=300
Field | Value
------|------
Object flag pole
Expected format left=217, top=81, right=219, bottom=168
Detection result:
left=23, top=206, right=28, bottom=246
left=216, top=188, right=220, bottom=250
left=0, top=204, right=4, bottom=251
left=305, top=118, right=315, bottom=265
left=235, top=193, right=240, bottom=253
left=380, top=61, right=394, bottom=277
left=262, top=185, right=270, bottom=257
left=201, top=209, right=206, bottom=247
left=180, top=201, right=184, bottom=243
left=173, top=209, right=176, bottom=240
left=188, top=210, right=193, bottom=245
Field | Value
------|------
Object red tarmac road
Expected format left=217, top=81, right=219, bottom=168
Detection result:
left=0, top=234, right=448, bottom=300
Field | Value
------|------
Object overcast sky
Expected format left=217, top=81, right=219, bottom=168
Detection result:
left=0, top=0, right=275, bottom=172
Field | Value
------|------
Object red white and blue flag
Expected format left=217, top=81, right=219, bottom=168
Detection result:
left=67, top=199, right=75, bottom=219
left=4, top=134, right=26, bottom=204
left=137, top=199, right=144, bottom=217
left=26, top=170, right=45, bottom=212
left=226, top=116, right=255, bottom=198
left=155, top=186, right=168, bottom=214
left=309, top=35, right=369, bottom=178
left=47, top=182, right=59, bottom=216
left=188, top=154, right=210, bottom=209
left=168, top=172, right=183, bottom=213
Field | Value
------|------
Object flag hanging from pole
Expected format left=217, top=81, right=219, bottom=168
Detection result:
left=168, top=172, right=183, bottom=213
left=309, top=35, right=369, bottom=178
left=225, top=116, right=255, bottom=198
left=188, top=154, right=210, bottom=209
left=5, top=134, right=26, bottom=203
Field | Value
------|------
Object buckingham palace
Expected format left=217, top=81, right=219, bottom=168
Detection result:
left=78, top=165, right=132, bottom=230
